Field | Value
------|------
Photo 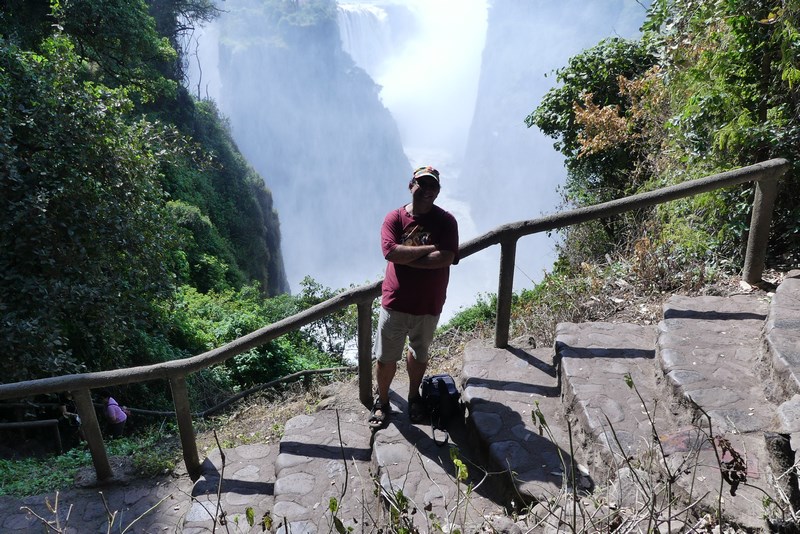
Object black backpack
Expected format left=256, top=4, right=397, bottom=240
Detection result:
left=420, top=374, right=461, bottom=445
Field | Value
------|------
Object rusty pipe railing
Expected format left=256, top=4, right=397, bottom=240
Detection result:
left=0, top=158, right=788, bottom=481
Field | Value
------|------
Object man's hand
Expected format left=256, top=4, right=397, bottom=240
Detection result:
left=408, top=249, right=455, bottom=269
left=385, top=244, right=436, bottom=265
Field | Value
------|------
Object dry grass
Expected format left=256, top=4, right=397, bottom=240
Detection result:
left=194, top=377, right=349, bottom=451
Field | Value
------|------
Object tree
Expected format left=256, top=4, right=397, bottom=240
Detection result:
left=644, top=0, right=800, bottom=264
left=56, top=0, right=178, bottom=98
left=527, top=38, right=657, bottom=207
left=0, top=36, right=180, bottom=380
left=147, top=0, right=222, bottom=82
left=528, top=1, right=800, bottom=271
left=526, top=38, right=658, bottom=265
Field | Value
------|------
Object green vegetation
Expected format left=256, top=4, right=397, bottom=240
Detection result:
left=0, top=431, right=178, bottom=496
left=167, top=278, right=354, bottom=405
left=0, top=0, right=358, bottom=407
left=439, top=293, right=497, bottom=333
left=2, top=34, right=178, bottom=379
left=528, top=0, right=800, bottom=275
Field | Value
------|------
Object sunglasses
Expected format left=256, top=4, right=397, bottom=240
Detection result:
left=414, top=179, right=440, bottom=191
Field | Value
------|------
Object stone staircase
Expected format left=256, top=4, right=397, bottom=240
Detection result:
left=182, top=270, right=800, bottom=532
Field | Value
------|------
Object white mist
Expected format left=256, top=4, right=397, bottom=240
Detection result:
left=187, top=0, right=649, bottom=321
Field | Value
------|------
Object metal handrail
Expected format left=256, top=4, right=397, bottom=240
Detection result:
left=0, top=158, right=789, bottom=481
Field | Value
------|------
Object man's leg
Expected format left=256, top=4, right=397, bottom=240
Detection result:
left=406, top=349, right=427, bottom=401
left=374, top=308, right=404, bottom=409
left=375, top=360, right=397, bottom=407
left=406, top=313, right=438, bottom=401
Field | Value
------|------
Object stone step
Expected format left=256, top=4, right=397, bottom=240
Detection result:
left=556, top=322, right=666, bottom=463
left=186, top=443, right=278, bottom=533
left=659, top=294, right=773, bottom=433
left=766, top=270, right=800, bottom=399
left=656, top=293, right=777, bottom=531
left=460, top=337, right=583, bottom=504
left=766, top=270, right=800, bottom=456
left=272, top=410, right=376, bottom=533
left=371, top=389, right=511, bottom=532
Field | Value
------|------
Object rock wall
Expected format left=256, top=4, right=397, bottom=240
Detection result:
left=201, top=0, right=411, bottom=290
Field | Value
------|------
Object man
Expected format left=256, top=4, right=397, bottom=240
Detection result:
left=370, top=166, right=459, bottom=427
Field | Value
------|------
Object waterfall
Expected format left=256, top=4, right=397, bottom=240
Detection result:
left=332, top=0, right=492, bottom=319
left=337, top=3, right=392, bottom=76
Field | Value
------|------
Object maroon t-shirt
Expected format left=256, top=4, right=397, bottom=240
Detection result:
left=381, top=205, right=459, bottom=315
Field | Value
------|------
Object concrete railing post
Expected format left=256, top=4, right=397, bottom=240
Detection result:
left=743, top=175, right=779, bottom=284
left=170, top=375, right=201, bottom=480
left=357, top=301, right=374, bottom=407
left=495, top=238, right=518, bottom=348
left=73, top=389, right=113, bottom=480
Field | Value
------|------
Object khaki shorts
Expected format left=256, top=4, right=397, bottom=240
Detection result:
left=375, top=307, right=440, bottom=364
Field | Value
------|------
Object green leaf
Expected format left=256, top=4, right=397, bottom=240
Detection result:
left=624, top=373, right=634, bottom=389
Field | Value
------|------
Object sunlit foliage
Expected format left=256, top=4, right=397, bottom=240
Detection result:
left=528, top=0, right=800, bottom=272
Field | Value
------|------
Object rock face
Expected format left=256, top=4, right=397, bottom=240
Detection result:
left=199, top=0, right=411, bottom=290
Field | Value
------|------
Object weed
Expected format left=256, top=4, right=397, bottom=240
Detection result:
left=0, top=450, right=86, bottom=495
left=524, top=374, right=800, bottom=533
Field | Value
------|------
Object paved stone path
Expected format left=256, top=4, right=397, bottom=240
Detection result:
left=185, top=442, right=277, bottom=533
left=0, top=460, right=194, bottom=533
left=558, top=321, right=661, bottom=460
left=460, top=338, right=577, bottom=503
left=3, top=270, right=800, bottom=532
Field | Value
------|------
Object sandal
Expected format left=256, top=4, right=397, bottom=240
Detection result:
left=408, top=396, right=427, bottom=424
left=368, top=397, right=391, bottom=429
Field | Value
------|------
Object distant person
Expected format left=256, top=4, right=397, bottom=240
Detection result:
left=369, top=166, right=459, bottom=428
left=98, top=389, right=127, bottom=438
left=58, top=392, right=83, bottom=446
